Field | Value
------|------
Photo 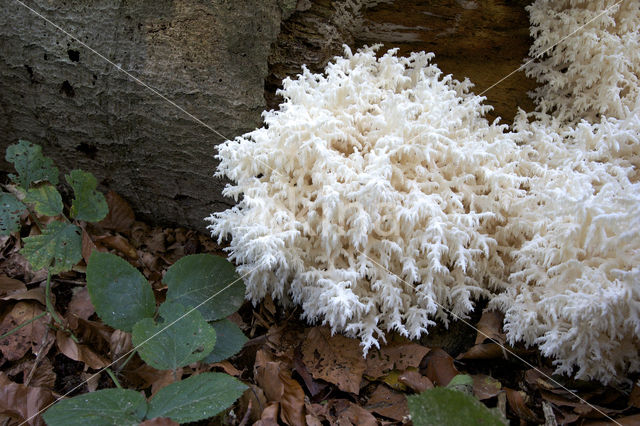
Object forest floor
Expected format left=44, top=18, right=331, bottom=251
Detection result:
left=0, top=191, right=639, bottom=426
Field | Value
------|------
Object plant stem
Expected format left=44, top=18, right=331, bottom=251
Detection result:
left=115, top=350, right=137, bottom=372
left=105, top=368, right=123, bottom=389
left=45, top=271, right=64, bottom=326
left=0, top=311, right=47, bottom=341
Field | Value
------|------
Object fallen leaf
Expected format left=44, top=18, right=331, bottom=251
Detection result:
left=55, top=329, right=110, bottom=369
left=1, top=286, right=46, bottom=305
left=324, top=399, right=378, bottom=426
left=0, top=275, right=26, bottom=296
left=239, top=385, right=267, bottom=424
left=365, top=384, right=409, bottom=421
left=98, top=191, right=136, bottom=235
left=109, top=329, right=132, bottom=367
left=457, top=343, right=504, bottom=360
left=301, top=327, right=366, bottom=394
left=505, top=387, right=541, bottom=423
left=424, top=348, right=459, bottom=387
left=293, top=351, right=327, bottom=397
left=254, top=350, right=305, bottom=426
left=255, top=402, right=279, bottom=426
left=95, top=235, right=138, bottom=260
left=6, top=357, right=56, bottom=389
left=212, top=360, right=242, bottom=377
left=472, top=374, right=502, bottom=400
left=81, top=371, right=101, bottom=392
left=365, top=339, right=430, bottom=379
left=126, top=363, right=183, bottom=396
left=398, top=369, right=433, bottom=393
left=475, top=309, right=505, bottom=345
left=81, top=228, right=98, bottom=264
left=0, top=372, right=54, bottom=426
left=0, top=301, right=49, bottom=361
left=66, top=286, right=95, bottom=320
left=584, top=414, right=640, bottom=426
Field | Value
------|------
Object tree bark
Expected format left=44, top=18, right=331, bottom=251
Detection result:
left=1, top=0, right=536, bottom=233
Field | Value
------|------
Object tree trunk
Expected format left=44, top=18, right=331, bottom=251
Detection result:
left=1, top=0, right=535, bottom=233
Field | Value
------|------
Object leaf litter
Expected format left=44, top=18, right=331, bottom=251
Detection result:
left=0, top=189, right=638, bottom=425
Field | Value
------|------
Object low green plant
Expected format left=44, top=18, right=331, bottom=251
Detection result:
left=407, top=374, right=507, bottom=426
left=0, top=140, right=108, bottom=333
left=0, top=141, right=249, bottom=424
left=44, top=252, right=248, bottom=425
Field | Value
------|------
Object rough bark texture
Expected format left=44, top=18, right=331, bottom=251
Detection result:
left=1, top=0, right=536, bottom=232
left=0, top=0, right=287, bottom=232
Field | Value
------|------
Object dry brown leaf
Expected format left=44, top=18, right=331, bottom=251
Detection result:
left=301, top=327, right=366, bottom=394
left=365, top=384, right=409, bottom=421
left=0, top=372, right=54, bottom=426
left=81, top=371, right=101, bottom=392
left=0, top=275, right=26, bottom=296
left=238, top=385, right=267, bottom=424
left=424, top=348, right=459, bottom=387
left=472, top=374, right=502, bottom=400
left=6, top=357, right=56, bottom=390
left=254, top=402, right=280, bottom=426
left=365, top=340, right=430, bottom=379
left=1, top=287, right=46, bottom=305
left=254, top=350, right=305, bottom=426
left=66, top=317, right=112, bottom=356
left=98, top=191, right=136, bottom=235
left=398, top=370, right=433, bottom=393
left=66, top=287, right=95, bottom=320
left=109, top=329, right=132, bottom=367
left=324, top=399, right=378, bottom=426
left=293, top=350, right=327, bottom=397
left=95, top=235, right=138, bottom=260
left=140, top=417, right=179, bottom=426
left=584, top=414, right=640, bottom=425
left=212, top=360, right=242, bottom=377
left=127, top=364, right=182, bottom=396
left=55, top=329, right=110, bottom=369
left=0, top=301, right=49, bottom=361
left=475, top=309, right=505, bottom=345
left=145, top=229, right=166, bottom=253
left=81, top=228, right=98, bottom=264
left=457, top=342, right=504, bottom=360
left=505, top=387, right=541, bottom=423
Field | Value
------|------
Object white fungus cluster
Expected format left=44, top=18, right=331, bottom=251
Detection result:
left=208, top=0, right=639, bottom=383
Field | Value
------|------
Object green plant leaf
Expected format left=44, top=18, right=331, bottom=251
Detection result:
left=24, top=184, right=63, bottom=216
left=203, top=318, right=248, bottom=363
left=447, top=374, right=474, bottom=394
left=164, top=254, right=245, bottom=322
left=42, top=388, right=147, bottom=426
left=0, top=192, right=27, bottom=235
left=146, top=372, right=247, bottom=423
left=20, top=221, right=81, bottom=274
left=407, top=388, right=507, bottom=426
left=86, top=251, right=155, bottom=332
left=132, top=301, right=216, bottom=370
left=66, top=169, right=108, bottom=222
left=5, top=140, right=59, bottom=188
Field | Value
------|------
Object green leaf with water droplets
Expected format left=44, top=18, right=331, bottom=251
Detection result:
left=86, top=251, right=155, bottom=332
left=42, top=388, right=147, bottom=426
left=146, top=372, right=247, bottom=423
left=132, top=301, right=216, bottom=370
left=164, top=254, right=245, bottom=322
